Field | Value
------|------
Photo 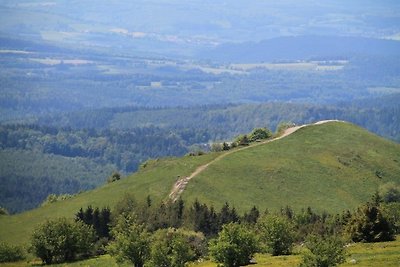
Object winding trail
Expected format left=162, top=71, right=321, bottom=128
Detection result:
left=168, top=120, right=341, bottom=201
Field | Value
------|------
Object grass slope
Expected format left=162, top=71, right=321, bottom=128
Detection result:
left=182, top=122, right=400, bottom=213
left=1, top=121, right=399, bottom=247
left=0, top=153, right=220, bottom=246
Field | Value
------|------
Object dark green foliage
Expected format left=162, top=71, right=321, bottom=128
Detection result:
left=107, top=172, right=121, bottom=183
left=379, top=182, right=400, bottom=203
left=381, top=202, right=400, bottom=234
left=236, top=134, right=250, bottom=146
left=112, top=196, right=248, bottom=237
left=209, top=223, right=258, bottom=267
left=300, top=235, right=346, bottom=267
left=0, top=242, right=25, bottom=263
left=257, top=215, right=295, bottom=256
left=346, top=203, right=395, bottom=242
left=243, top=206, right=260, bottom=224
left=248, top=127, right=272, bottom=142
left=148, top=228, right=205, bottom=267
left=185, top=200, right=219, bottom=237
left=31, top=218, right=96, bottom=264
left=222, top=142, right=230, bottom=151
left=219, top=202, right=240, bottom=226
left=107, top=215, right=150, bottom=267
left=0, top=149, right=113, bottom=214
left=0, top=124, right=188, bottom=213
left=0, top=207, right=8, bottom=215
left=76, top=206, right=111, bottom=239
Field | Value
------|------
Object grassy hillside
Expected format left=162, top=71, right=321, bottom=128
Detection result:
left=0, top=152, right=220, bottom=246
left=1, top=121, right=399, bottom=246
left=182, top=122, right=400, bottom=212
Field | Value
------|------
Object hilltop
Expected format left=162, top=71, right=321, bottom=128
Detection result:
left=1, top=121, right=400, bottom=246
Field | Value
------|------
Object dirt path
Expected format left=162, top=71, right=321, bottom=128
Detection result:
left=168, top=120, right=341, bottom=201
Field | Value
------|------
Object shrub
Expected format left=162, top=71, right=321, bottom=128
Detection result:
left=235, top=134, right=249, bottom=146
left=0, top=207, right=8, bottom=215
left=248, top=127, right=272, bottom=142
left=107, top=171, right=121, bottom=183
left=257, top=215, right=295, bottom=256
left=107, top=215, right=150, bottom=267
left=0, top=242, right=25, bottom=263
left=41, top=194, right=74, bottom=206
left=209, top=223, right=258, bottom=267
left=381, top=202, right=400, bottom=234
left=148, top=228, right=205, bottom=267
left=379, top=182, right=400, bottom=203
left=31, top=217, right=95, bottom=264
left=300, top=235, right=346, bottom=267
left=211, top=143, right=223, bottom=152
left=345, top=203, right=395, bottom=242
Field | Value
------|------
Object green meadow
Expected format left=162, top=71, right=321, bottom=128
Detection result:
left=3, top=236, right=399, bottom=266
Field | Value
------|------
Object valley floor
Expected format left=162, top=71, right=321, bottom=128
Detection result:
left=3, top=236, right=399, bottom=267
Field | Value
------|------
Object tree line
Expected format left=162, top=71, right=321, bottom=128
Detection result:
left=2, top=185, right=396, bottom=266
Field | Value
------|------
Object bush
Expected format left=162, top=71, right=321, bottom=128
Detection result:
left=148, top=228, right=205, bottom=267
left=41, top=193, right=74, bottom=206
left=0, top=207, right=8, bottom=215
left=209, top=223, right=258, bottom=267
left=31, top=218, right=96, bottom=264
left=345, top=203, right=395, bottom=242
left=379, top=182, right=400, bottom=203
left=211, top=143, right=223, bottom=152
left=235, top=134, right=249, bottom=146
left=257, top=215, right=295, bottom=256
left=300, top=235, right=346, bottom=267
left=107, top=215, right=150, bottom=267
left=0, top=242, right=25, bottom=263
left=248, top=128, right=272, bottom=142
left=381, top=202, right=400, bottom=234
left=107, top=171, right=121, bottom=183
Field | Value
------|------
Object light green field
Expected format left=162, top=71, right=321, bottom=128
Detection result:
left=1, top=122, right=400, bottom=248
left=3, top=236, right=399, bottom=267
left=189, top=237, right=400, bottom=267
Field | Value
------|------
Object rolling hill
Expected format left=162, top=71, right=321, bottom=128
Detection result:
left=1, top=121, right=399, bottom=246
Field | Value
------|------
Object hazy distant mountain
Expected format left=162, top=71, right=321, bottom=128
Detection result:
left=1, top=0, right=399, bottom=56
left=203, top=36, right=400, bottom=62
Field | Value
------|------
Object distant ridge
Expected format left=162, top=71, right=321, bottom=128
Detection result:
left=204, top=36, right=400, bottom=62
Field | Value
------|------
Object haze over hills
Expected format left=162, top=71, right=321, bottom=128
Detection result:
left=1, top=2, right=400, bottom=263
left=1, top=121, right=399, bottom=246
left=205, top=36, right=400, bottom=62
left=1, top=0, right=399, bottom=56
left=1, top=0, right=400, bottom=219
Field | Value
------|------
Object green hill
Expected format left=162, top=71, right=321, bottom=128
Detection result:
left=1, top=121, right=399, bottom=246
left=182, top=122, right=400, bottom=212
